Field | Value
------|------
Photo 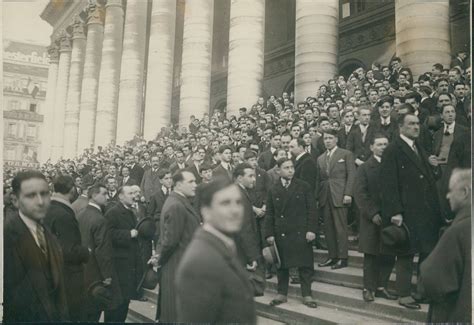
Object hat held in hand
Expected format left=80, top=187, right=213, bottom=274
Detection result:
left=381, top=223, right=410, bottom=248
left=262, top=241, right=281, bottom=269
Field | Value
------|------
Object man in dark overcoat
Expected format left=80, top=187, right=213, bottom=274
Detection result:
left=77, top=183, right=123, bottom=321
left=212, top=145, right=234, bottom=182
left=155, top=170, right=201, bottom=322
left=4, top=171, right=69, bottom=322
left=354, top=134, right=396, bottom=302
left=104, top=185, right=142, bottom=322
left=346, top=106, right=377, bottom=167
left=380, top=112, right=443, bottom=309
left=264, top=158, right=318, bottom=308
left=289, top=138, right=318, bottom=192
left=420, top=168, right=471, bottom=323
left=175, top=179, right=256, bottom=323
left=140, top=155, right=162, bottom=202
left=316, top=129, right=356, bottom=269
left=44, top=175, right=90, bottom=321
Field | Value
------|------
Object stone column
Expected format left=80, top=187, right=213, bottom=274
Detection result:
left=51, top=34, right=72, bottom=162
left=395, top=0, right=451, bottom=78
left=179, top=0, right=214, bottom=127
left=40, top=42, right=59, bottom=162
left=94, top=0, right=124, bottom=147
left=226, top=0, right=265, bottom=117
left=63, top=18, right=87, bottom=158
left=116, top=0, right=148, bottom=145
left=294, top=0, right=338, bottom=103
left=143, top=0, right=176, bottom=139
left=77, top=2, right=105, bottom=155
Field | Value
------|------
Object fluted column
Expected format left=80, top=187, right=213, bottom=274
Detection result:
left=395, top=0, right=451, bottom=78
left=294, top=0, right=338, bottom=103
left=63, top=18, right=86, bottom=158
left=116, top=0, right=148, bottom=145
left=94, top=0, right=124, bottom=147
left=226, top=0, right=265, bottom=117
left=179, top=0, right=214, bottom=127
left=51, top=34, right=72, bottom=161
left=77, top=2, right=105, bottom=154
left=144, top=0, right=176, bottom=139
left=40, top=43, right=59, bottom=162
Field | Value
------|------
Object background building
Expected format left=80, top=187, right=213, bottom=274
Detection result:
left=40, top=0, right=470, bottom=161
left=3, top=39, right=49, bottom=169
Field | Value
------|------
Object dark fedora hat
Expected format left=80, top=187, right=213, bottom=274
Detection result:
left=381, top=223, right=410, bottom=248
left=262, top=241, right=281, bottom=269
left=137, top=265, right=160, bottom=291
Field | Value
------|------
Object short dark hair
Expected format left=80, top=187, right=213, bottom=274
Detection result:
left=397, top=103, right=415, bottom=114
left=218, top=145, right=233, bottom=154
left=53, top=175, right=75, bottom=194
left=403, top=91, right=421, bottom=104
left=276, top=157, right=292, bottom=168
left=158, top=169, right=171, bottom=180
left=173, top=169, right=192, bottom=185
left=199, top=163, right=213, bottom=172
left=377, top=95, right=394, bottom=107
left=433, top=63, right=444, bottom=70
left=88, top=183, right=106, bottom=199
left=322, top=129, right=339, bottom=137
left=370, top=133, right=389, bottom=145
left=397, top=112, right=417, bottom=127
left=293, top=137, right=306, bottom=148
left=233, top=163, right=253, bottom=179
left=243, top=150, right=258, bottom=160
left=12, top=170, right=47, bottom=196
left=199, top=177, right=234, bottom=208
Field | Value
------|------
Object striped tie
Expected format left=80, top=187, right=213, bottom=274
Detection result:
left=36, top=223, right=48, bottom=257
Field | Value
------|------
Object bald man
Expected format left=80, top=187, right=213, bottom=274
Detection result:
left=420, top=169, right=471, bottom=323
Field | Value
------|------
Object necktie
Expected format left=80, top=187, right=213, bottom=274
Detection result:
left=444, top=130, right=450, bottom=136
left=412, top=144, right=419, bottom=157
left=36, top=223, right=48, bottom=257
left=361, top=127, right=367, bottom=143
left=326, top=151, right=332, bottom=174
left=283, top=179, right=290, bottom=189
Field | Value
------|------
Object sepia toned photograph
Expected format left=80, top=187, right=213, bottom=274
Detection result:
left=1, top=0, right=472, bottom=323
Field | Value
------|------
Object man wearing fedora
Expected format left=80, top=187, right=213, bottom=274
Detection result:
left=354, top=134, right=397, bottom=302
left=420, top=168, right=471, bottom=323
left=175, top=178, right=256, bottom=323
left=264, top=158, right=318, bottom=308
left=380, top=112, right=443, bottom=309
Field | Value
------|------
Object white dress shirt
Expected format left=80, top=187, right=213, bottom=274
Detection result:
left=18, top=211, right=42, bottom=249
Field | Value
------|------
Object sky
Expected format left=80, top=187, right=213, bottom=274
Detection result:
left=3, top=0, right=52, bottom=45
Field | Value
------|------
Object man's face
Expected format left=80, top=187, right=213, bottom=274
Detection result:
left=14, top=178, right=51, bottom=221
left=378, top=87, right=388, bottom=97
left=446, top=176, right=469, bottom=212
left=281, top=135, right=292, bottom=151
left=291, top=126, right=301, bottom=139
left=203, top=185, right=243, bottom=234
left=329, top=107, right=339, bottom=119
left=379, top=102, right=392, bottom=118
left=176, top=152, right=184, bottom=163
left=288, top=139, right=303, bottom=158
left=404, top=97, right=419, bottom=110
left=449, top=70, right=460, bottom=83
left=369, top=91, right=379, bottom=103
left=323, top=133, right=338, bottom=150
left=182, top=147, right=190, bottom=157
left=109, top=165, right=116, bottom=175
left=143, top=152, right=150, bottom=160
left=319, top=121, right=331, bottom=132
left=437, top=80, right=449, bottom=93
left=391, top=60, right=400, bottom=70
left=176, top=172, right=197, bottom=197
left=454, top=85, right=465, bottom=98
left=382, top=67, right=390, bottom=77
left=119, top=186, right=135, bottom=206
left=92, top=187, right=108, bottom=207
left=359, top=109, right=371, bottom=125
left=161, top=173, right=173, bottom=188
left=122, top=167, right=130, bottom=177
left=233, top=131, right=241, bottom=141
left=106, top=178, right=117, bottom=191
left=239, top=168, right=256, bottom=189
left=232, top=152, right=242, bottom=164
left=438, top=94, right=452, bottom=108
left=441, top=105, right=456, bottom=124
left=201, top=169, right=213, bottom=182
left=370, top=137, right=389, bottom=157
left=343, top=112, right=354, bottom=125
left=279, top=160, right=294, bottom=180
left=151, top=157, right=160, bottom=168
left=115, top=158, right=123, bottom=166
left=302, top=133, right=311, bottom=146
left=131, top=186, right=141, bottom=201
left=400, top=115, right=420, bottom=139
left=221, top=149, right=232, bottom=163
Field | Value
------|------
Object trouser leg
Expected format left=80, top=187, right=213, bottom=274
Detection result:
left=104, top=300, right=130, bottom=323
left=395, top=255, right=414, bottom=297
left=377, top=254, right=396, bottom=289
left=363, top=254, right=378, bottom=291
left=298, top=267, right=314, bottom=297
left=331, top=205, right=349, bottom=259
left=323, top=204, right=337, bottom=259
left=415, top=252, right=429, bottom=297
left=276, top=268, right=290, bottom=296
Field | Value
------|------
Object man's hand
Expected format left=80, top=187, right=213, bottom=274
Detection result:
left=246, top=260, right=258, bottom=271
left=355, top=158, right=364, bottom=166
left=267, top=236, right=275, bottom=245
left=147, top=254, right=160, bottom=267
left=372, top=214, right=382, bottom=226
left=391, top=214, right=403, bottom=226
left=428, top=155, right=439, bottom=167
left=253, top=206, right=265, bottom=218
left=343, top=195, right=352, bottom=205
left=131, top=229, right=138, bottom=238
left=306, top=232, right=316, bottom=242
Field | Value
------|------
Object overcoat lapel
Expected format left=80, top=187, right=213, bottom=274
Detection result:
left=398, top=139, right=429, bottom=176
left=172, top=192, right=201, bottom=224
left=328, top=148, right=343, bottom=172
left=280, top=180, right=296, bottom=212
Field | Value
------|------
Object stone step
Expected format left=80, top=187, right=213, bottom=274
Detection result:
left=265, top=277, right=427, bottom=323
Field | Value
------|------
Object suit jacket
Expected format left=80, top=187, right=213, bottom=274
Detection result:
left=337, top=125, right=355, bottom=149
left=263, top=178, right=317, bottom=268
left=372, top=119, right=398, bottom=142
left=346, top=124, right=376, bottom=162
left=176, top=229, right=256, bottom=323
left=157, top=192, right=201, bottom=322
left=129, top=164, right=145, bottom=184
left=72, top=195, right=89, bottom=216
left=447, top=131, right=471, bottom=169
left=146, top=188, right=169, bottom=238
left=455, top=97, right=471, bottom=128
left=4, top=213, right=69, bottom=322
left=420, top=208, right=471, bottom=324
left=354, top=157, right=383, bottom=255
left=169, top=162, right=187, bottom=174
left=140, top=168, right=162, bottom=202
left=187, top=163, right=202, bottom=184
left=249, top=167, right=271, bottom=208
left=213, top=164, right=233, bottom=182
left=118, top=176, right=138, bottom=187
left=77, top=205, right=123, bottom=309
left=432, top=123, right=469, bottom=159
left=235, top=186, right=260, bottom=265
left=380, top=136, right=442, bottom=255
left=44, top=199, right=90, bottom=320
left=257, top=149, right=276, bottom=171
left=104, top=202, right=141, bottom=299
left=294, top=152, right=317, bottom=192
left=316, top=148, right=356, bottom=208
left=310, top=134, right=326, bottom=159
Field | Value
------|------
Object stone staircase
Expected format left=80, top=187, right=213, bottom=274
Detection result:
left=127, top=247, right=428, bottom=324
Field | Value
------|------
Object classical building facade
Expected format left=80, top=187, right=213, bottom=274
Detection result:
left=3, top=40, right=49, bottom=168
left=40, top=0, right=470, bottom=161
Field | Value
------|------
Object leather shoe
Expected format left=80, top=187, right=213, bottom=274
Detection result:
left=375, top=288, right=398, bottom=300
left=318, top=258, right=336, bottom=267
left=362, top=289, right=374, bottom=302
left=290, top=276, right=300, bottom=284
left=399, top=299, right=421, bottom=310
left=331, top=259, right=348, bottom=270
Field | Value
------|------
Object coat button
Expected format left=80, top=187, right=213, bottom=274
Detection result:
left=281, top=233, right=285, bottom=237
left=419, top=175, right=424, bottom=179
left=281, top=215, right=284, bottom=218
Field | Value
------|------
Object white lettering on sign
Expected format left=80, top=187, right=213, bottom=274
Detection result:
left=4, top=51, right=49, bottom=65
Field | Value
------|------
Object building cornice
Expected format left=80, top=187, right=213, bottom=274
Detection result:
left=41, top=0, right=89, bottom=41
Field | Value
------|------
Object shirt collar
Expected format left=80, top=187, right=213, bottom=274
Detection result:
left=327, top=146, right=338, bottom=157
left=162, top=185, right=169, bottom=194
left=400, top=134, right=415, bottom=148
left=280, top=177, right=292, bottom=187
left=359, top=124, right=369, bottom=131
left=88, top=202, right=102, bottom=211
left=373, top=155, right=381, bottom=163
left=295, top=152, right=305, bottom=161
left=52, top=195, right=74, bottom=211
left=19, top=210, right=39, bottom=233
left=381, top=116, right=391, bottom=124
left=203, top=224, right=236, bottom=253
left=444, top=121, right=455, bottom=133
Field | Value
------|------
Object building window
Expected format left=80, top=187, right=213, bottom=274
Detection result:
left=8, top=123, right=17, bottom=137
left=9, top=100, right=20, bottom=110
left=27, top=125, right=36, bottom=138
left=341, top=0, right=393, bottom=19
left=29, top=103, right=37, bottom=112
left=6, top=148, right=16, bottom=161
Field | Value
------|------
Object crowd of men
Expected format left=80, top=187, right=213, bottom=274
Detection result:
left=3, top=51, right=471, bottom=323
